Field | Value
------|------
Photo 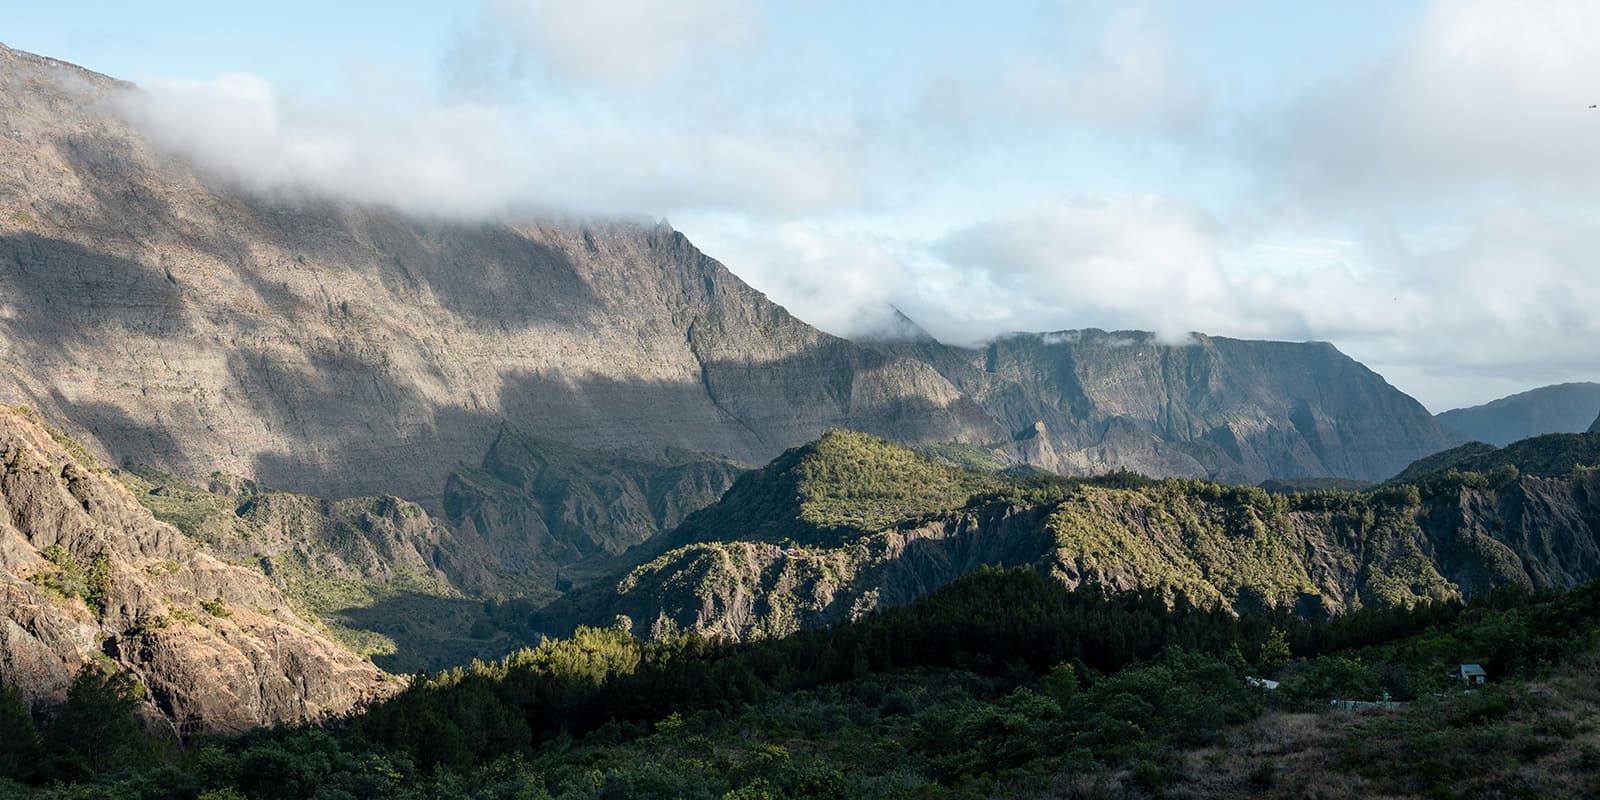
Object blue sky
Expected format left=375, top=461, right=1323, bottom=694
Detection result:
left=3, top=0, right=1597, bottom=411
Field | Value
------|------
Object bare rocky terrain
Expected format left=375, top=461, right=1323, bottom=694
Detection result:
left=0, top=405, right=390, bottom=735
left=0, top=42, right=1458, bottom=514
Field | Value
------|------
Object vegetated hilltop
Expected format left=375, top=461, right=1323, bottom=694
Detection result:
left=535, top=429, right=1600, bottom=641
left=1386, top=430, right=1600, bottom=485
left=0, top=406, right=390, bottom=735
left=1436, top=381, right=1600, bottom=446
left=0, top=41, right=1456, bottom=513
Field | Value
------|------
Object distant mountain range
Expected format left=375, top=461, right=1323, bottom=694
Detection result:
left=1436, top=382, right=1600, bottom=446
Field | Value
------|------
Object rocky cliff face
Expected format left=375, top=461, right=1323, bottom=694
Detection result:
left=0, top=42, right=1457, bottom=508
left=540, top=432, right=1600, bottom=641
left=903, top=330, right=1458, bottom=483
left=1436, top=383, right=1600, bottom=446
left=0, top=406, right=390, bottom=735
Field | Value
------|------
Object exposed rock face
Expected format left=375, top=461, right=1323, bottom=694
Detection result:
left=896, top=330, right=1459, bottom=483
left=0, top=406, right=390, bottom=735
left=542, top=433, right=1600, bottom=642
left=0, top=43, right=1460, bottom=505
left=1437, top=383, right=1600, bottom=446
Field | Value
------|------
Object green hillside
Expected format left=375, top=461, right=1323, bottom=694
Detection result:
left=1388, top=431, right=1600, bottom=484
left=538, top=428, right=1600, bottom=643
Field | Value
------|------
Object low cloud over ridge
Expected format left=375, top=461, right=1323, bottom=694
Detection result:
left=101, top=0, right=1600, bottom=410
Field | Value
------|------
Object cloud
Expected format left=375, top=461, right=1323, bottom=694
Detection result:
left=113, top=71, right=863, bottom=220
left=932, top=196, right=1237, bottom=342
left=919, top=4, right=1210, bottom=137
left=1265, top=0, right=1600, bottom=211
left=687, top=221, right=923, bottom=338
left=733, top=187, right=1597, bottom=410
left=473, top=0, right=762, bottom=89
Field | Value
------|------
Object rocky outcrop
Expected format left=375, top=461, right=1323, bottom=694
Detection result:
left=0, top=406, right=390, bottom=735
left=0, top=42, right=1458, bottom=509
left=1437, top=383, right=1600, bottom=446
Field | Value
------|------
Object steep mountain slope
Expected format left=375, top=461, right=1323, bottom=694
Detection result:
left=0, top=43, right=994, bottom=505
left=1591, top=412, right=1600, bottom=433
left=897, top=330, right=1458, bottom=483
left=0, top=406, right=390, bottom=734
left=540, top=431, right=1600, bottom=641
left=0, top=42, right=1457, bottom=505
left=1436, top=382, right=1600, bottom=445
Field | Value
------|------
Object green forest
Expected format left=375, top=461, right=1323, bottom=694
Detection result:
left=5, top=566, right=1599, bottom=799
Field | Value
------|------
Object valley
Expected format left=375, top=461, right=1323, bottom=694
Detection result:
left=0, top=33, right=1597, bottom=800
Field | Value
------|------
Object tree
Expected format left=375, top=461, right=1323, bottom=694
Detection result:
left=0, top=683, right=38, bottom=781
left=1258, top=628, right=1291, bottom=674
left=38, top=664, right=145, bottom=781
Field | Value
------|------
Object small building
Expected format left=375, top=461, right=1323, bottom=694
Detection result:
left=1245, top=676, right=1280, bottom=690
left=1453, top=664, right=1488, bottom=684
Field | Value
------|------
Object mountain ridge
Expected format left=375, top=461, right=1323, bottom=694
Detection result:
left=537, top=430, right=1600, bottom=642
left=1436, top=382, right=1600, bottom=446
left=0, top=42, right=1459, bottom=507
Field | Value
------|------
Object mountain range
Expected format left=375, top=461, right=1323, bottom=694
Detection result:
left=0, top=41, right=1458, bottom=518
left=5, top=41, right=1598, bottom=743
left=1436, top=382, right=1600, bottom=446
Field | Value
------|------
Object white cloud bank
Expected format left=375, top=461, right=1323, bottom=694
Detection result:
left=115, top=71, right=862, bottom=220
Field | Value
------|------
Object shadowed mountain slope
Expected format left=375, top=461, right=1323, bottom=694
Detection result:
left=1436, top=382, right=1600, bottom=446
